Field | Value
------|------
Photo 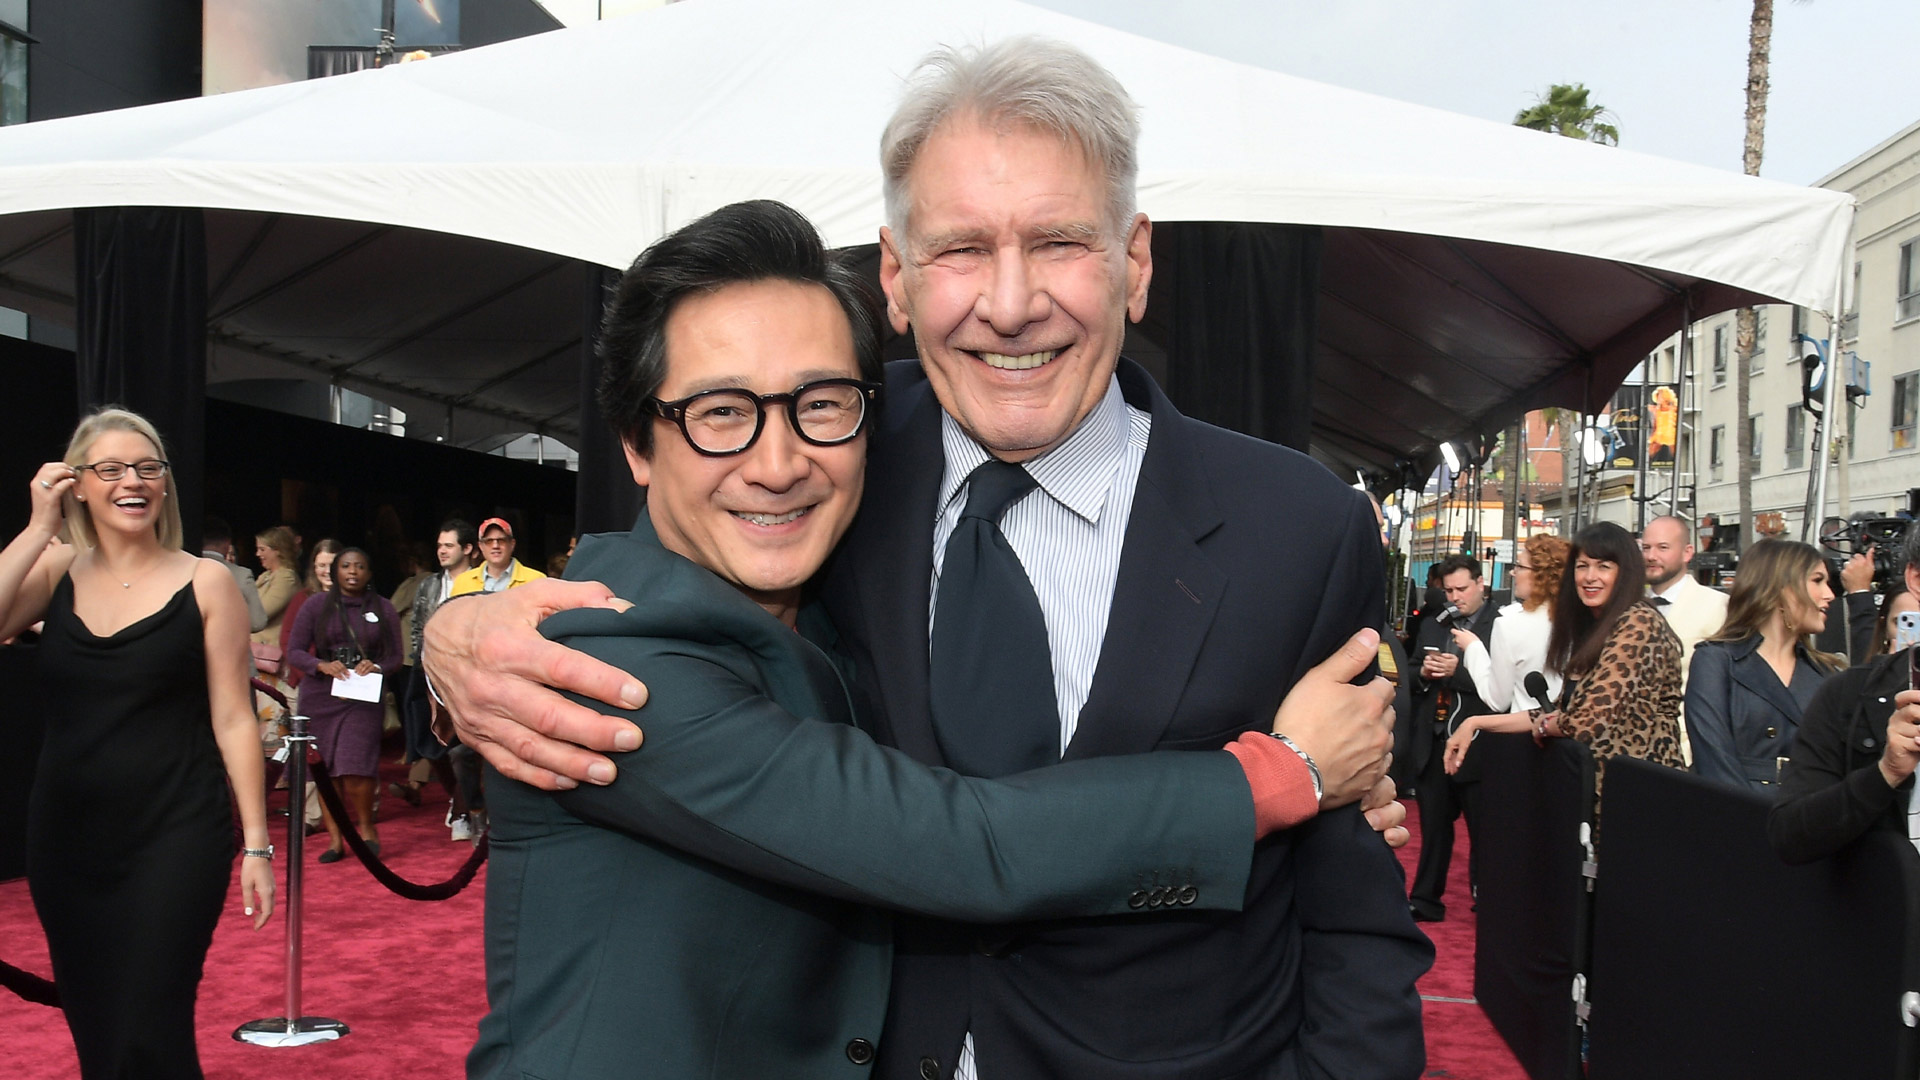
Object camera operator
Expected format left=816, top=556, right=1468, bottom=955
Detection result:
left=1770, top=522, right=1920, bottom=864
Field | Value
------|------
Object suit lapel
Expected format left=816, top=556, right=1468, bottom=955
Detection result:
left=843, top=363, right=945, bottom=763
left=1064, top=362, right=1227, bottom=761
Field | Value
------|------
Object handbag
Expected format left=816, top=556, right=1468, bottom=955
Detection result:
left=250, top=641, right=284, bottom=676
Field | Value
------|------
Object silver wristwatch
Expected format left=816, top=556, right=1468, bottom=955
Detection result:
left=1269, top=733, right=1324, bottom=803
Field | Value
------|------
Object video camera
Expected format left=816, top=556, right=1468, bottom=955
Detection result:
left=1817, top=488, right=1920, bottom=589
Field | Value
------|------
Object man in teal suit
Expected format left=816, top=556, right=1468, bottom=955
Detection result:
left=464, top=200, right=1400, bottom=1078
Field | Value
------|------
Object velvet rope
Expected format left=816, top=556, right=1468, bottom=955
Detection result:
left=307, top=752, right=487, bottom=901
left=0, top=958, right=58, bottom=1007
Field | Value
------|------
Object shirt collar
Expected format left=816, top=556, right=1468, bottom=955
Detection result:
left=484, top=560, right=515, bottom=584
left=937, top=376, right=1129, bottom=525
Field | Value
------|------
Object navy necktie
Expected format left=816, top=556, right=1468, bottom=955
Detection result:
left=929, top=459, right=1060, bottom=778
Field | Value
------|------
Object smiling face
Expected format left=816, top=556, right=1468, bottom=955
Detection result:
left=313, top=549, right=336, bottom=591
left=1573, top=553, right=1620, bottom=611
left=75, top=429, right=166, bottom=540
left=333, top=550, right=370, bottom=596
left=627, top=278, right=866, bottom=625
left=478, top=528, right=515, bottom=573
left=255, top=540, right=280, bottom=572
left=878, top=116, right=1152, bottom=463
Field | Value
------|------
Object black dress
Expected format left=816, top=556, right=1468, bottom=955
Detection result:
left=27, top=576, right=232, bottom=1079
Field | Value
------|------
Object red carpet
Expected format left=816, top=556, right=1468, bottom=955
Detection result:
left=2, top=770, right=1521, bottom=1078
left=1395, top=798, right=1530, bottom=1080
left=0, top=754, right=487, bottom=1080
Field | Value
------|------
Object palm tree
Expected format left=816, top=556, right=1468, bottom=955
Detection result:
left=1733, top=1, right=1773, bottom=549
left=1513, top=85, right=1618, bottom=533
left=1513, top=83, right=1620, bottom=145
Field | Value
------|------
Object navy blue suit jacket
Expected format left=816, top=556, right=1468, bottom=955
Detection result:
left=822, top=359, right=1432, bottom=1080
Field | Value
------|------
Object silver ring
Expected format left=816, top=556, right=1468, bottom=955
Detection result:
left=38, top=480, right=51, bottom=490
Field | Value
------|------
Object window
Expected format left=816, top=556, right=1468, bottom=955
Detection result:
left=0, top=15, right=26, bottom=128
left=1785, top=405, right=1805, bottom=469
left=1709, top=424, right=1725, bottom=482
left=1747, top=414, right=1763, bottom=473
left=1894, top=372, right=1918, bottom=451
left=1750, top=309, right=1767, bottom=373
left=1901, top=240, right=1920, bottom=322
left=1712, top=325, right=1728, bottom=387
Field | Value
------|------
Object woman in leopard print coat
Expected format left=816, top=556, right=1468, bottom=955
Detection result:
left=1542, top=522, right=1686, bottom=802
left=1442, top=523, right=1685, bottom=807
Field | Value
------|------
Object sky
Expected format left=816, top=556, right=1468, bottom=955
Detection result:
left=539, top=0, right=1917, bottom=186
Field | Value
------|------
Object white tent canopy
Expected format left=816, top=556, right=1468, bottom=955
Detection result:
left=0, top=0, right=1854, bottom=469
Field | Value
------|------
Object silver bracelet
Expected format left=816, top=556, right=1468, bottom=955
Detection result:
left=1268, top=732, right=1324, bottom=803
left=242, top=845, right=275, bottom=860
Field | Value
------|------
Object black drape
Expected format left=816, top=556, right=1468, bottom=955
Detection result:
left=1150, top=222, right=1320, bottom=452
left=574, top=266, right=642, bottom=536
left=73, top=206, right=207, bottom=553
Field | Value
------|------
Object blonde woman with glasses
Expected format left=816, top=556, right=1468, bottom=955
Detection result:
left=0, top=408, right=273, bottom=1078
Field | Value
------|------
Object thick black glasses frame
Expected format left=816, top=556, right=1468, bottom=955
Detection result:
left=648, top=378, right=882, bottom=457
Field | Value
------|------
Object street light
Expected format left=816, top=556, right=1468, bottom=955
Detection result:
left=1439, top=441, right=1461, bottom=474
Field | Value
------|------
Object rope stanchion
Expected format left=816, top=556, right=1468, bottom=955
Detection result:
left=305, top=754, right=487, bottom=900
left=234, top=706, right=349, bottom=1047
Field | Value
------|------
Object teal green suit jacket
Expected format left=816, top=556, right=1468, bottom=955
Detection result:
left=469, top=517, right=1258, bottom=1079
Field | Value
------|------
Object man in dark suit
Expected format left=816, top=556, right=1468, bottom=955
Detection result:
left=429, top=37, right=1427, bottom=1080
left=1407, top=553, right=1497, bottom=923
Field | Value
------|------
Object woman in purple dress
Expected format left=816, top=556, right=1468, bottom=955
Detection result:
left=286, top=547, right=401, bottom=862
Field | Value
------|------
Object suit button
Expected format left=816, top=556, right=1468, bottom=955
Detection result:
left=1128, top=889, right=1148, bottom=909
left=1764, top=726, right=1777, bottom=739
left=846, top=1039, right=875, bottom=1065
left=1147, top=886, right=1166, bottom=908
left=1178, top=885, right=1199, bottom=905
left=919, top=1056, right=941, bottom=1080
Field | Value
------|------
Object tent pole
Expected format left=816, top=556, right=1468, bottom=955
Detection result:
left=1675, top=295, right=1691, bottom=522
left=1806, top=224, right=1854, bottom=543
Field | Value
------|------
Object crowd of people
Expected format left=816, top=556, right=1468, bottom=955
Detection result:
left=1401, top=510, right=1920, bottom=922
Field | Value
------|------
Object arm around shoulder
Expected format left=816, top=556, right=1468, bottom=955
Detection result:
left=549, top=638, right=1257, bottom=923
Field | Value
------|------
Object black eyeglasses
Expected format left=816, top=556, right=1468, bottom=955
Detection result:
left=76, top=459, right=170, bottom=482
left=649, top=379, right=882, bottom=456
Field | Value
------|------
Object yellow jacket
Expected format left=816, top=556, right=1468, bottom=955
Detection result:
left=451, top=559, right=547, bottom=597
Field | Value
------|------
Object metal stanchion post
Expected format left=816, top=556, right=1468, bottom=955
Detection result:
left=235, top=713, right=350, bottom=1046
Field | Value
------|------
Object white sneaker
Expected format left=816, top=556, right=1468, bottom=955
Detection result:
left=450, top=815, right=474, bottom=842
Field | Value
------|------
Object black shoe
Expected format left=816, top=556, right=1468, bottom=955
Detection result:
left=1408, top=902, right=1445, bottom=923
left=318, top=848, right=345, bottom=864
left=364, top=839, right=381, bottom=858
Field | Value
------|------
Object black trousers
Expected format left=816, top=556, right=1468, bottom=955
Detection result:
left=1409, top=725, right=1480, bottom=918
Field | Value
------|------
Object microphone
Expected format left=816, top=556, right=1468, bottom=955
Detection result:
left=1434, top=603, right=1463, bottom=625
left=1524, top=671, right=1552, bottom=710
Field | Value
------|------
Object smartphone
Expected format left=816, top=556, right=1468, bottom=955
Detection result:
left=1895, top=611, right=1920, bottom=656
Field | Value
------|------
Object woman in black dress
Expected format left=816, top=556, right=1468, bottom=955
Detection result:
left=0, top=408, right=274, bottom=1079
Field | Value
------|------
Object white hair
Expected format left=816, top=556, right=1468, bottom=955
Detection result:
left=880, top=36, right=1141, bottom=241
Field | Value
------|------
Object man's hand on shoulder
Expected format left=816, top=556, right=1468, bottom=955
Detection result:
left=1272, top=628, right=1395, bottom=811
left=422, top=577, right=647, bottom=790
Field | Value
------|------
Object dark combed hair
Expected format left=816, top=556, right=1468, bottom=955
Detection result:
left=1434, top=553, right=1483, bottom=582
left=1547, top=521, right=1647, bottom=677
left=596, top=200, right=884, bottom=455
left=439, top=517, right=477, bottom=551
